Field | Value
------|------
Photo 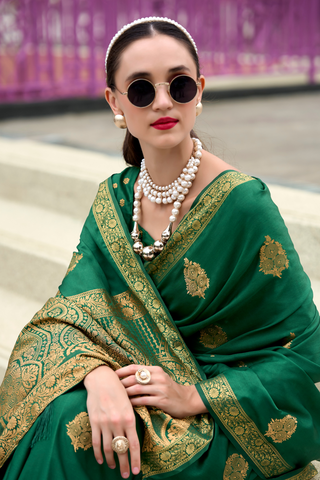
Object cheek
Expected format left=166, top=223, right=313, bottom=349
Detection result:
left=181, top=103, right=197, bottom=127
left=124, top=108, right=146, bottom=136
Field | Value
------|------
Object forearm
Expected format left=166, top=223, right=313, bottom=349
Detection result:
left=184, top=385, right=208, bottom=416
left=83, top=364, right=117, bottom=391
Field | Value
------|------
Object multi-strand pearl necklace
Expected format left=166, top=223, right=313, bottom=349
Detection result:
left=131, top=138, right=202, bottom=261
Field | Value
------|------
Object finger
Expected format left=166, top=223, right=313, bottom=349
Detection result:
left=120, top=375, right=140, bottom=388
left=113, top=433, right=131, bottom=479
left=126, top=423, right=141, bottom=476
left=130, top=395, right=156, bottom=407
left=101, top=429, right=116, bottom=469
left=116, top=364, right=141, bottom=378
left=125, top=383, right=160, bottom=397
left=91, top=424, right=104, bottom=464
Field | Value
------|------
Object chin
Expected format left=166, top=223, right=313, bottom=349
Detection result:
left=152, top=134, right=187, bottom=149
left=149, top=128, right=193, bottom=147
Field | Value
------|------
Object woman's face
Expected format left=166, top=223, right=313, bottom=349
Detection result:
left=106, top=34, right=205, bottom=152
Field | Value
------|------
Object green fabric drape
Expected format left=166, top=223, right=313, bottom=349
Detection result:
left=0, top=168, right=319, bottom=480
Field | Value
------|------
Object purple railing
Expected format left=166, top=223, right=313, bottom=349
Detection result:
left=0, top=0, right=319, bottom=103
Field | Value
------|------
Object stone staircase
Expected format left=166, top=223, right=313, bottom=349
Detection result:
left=0, top=137, right=122, bottom=379
left=1, top=136, right=320, bottom=384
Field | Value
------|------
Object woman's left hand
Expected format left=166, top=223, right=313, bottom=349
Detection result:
left=115, top=365, right=208, bottom=418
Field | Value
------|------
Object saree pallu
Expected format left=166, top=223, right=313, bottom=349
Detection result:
left=0, top=168, right=320, bottom=480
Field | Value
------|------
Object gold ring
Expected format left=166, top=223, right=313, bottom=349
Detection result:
left=111, top=436, right=129, bottom=454
left=135, top=368, right=151, bottom=385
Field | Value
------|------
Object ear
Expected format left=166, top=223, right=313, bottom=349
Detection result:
left=197, top=75, right=206, bottom=104
left=105, top=87, right=124, bottom=116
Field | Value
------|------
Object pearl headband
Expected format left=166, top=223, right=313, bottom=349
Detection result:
left=105, top=17, right=198, bottom=73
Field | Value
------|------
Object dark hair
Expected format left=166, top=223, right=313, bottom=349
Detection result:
left=106, top=21, right=201, bottom=167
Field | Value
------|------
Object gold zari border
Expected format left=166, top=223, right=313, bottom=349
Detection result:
left=146, top=171, right=254, bottom=283
left=199, top=375, right=292, bottom=478
left=93, top=180, right=202, bottom=385
left=92, top=181, right=214, bottom=477
left=287, top=464, right=318, bottom=480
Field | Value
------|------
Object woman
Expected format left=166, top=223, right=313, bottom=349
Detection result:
left=1, top=17, right=320, bottom=480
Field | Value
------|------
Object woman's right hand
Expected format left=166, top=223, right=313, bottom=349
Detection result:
left=84, top=365, right=140, bottom=478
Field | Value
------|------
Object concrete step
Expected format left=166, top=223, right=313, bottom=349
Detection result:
left=269, top=184, right=320, bottom=282
left=0, top=197, right=83, bottom=301
left=0, top=136, right=123, bottom=220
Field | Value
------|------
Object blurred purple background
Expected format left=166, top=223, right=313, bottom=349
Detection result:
left=0, top=0, right=319, bottom=103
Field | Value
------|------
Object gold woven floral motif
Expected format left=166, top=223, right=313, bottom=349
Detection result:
left=66, top=412, right=92, bottom=452
left=123, top=178, right=130, bottom=184
left=265, top=415, right=297, bottom=443
left=113, top=183, right=118, bottom=189
left=259, top=236, right=289, bottom=278
left=223, top=454, right=249, bottom=480
left=199, top=325, right=227, bottom=349
left=120, top=199, right=125, bottom=207
left=184, top=258, right=209, bottom=299
left=65, top=252, right=83, bottom=277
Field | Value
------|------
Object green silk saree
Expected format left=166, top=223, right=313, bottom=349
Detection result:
left=1, top=168, right=320, bottom=480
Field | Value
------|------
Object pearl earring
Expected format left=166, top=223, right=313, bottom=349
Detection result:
left=114, top=114, right=127, bottom=129
left=195, top=102, right=203, bottom=117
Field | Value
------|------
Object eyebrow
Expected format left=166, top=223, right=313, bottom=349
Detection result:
left=125, top=65, right=191, bottom=83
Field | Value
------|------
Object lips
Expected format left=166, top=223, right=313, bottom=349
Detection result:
left=150, top=117, right=178, bottom=127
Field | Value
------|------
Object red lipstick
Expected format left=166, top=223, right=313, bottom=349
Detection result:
left=150, top=117, right=179, bottom=130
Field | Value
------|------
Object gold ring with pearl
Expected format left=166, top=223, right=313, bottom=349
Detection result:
left=135, top=368, right=151, bottom=385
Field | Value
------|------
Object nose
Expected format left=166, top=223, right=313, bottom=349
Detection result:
left=152, top=83, right=173, bottom=110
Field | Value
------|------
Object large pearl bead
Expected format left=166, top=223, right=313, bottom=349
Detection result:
left=133, top=241, right=143, bottom=254
left=153, top=240, right=164, bottom=253
left=142, top=246, right=155, bottom=261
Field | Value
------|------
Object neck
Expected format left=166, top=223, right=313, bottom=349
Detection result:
left=139, top=136, right=194, bottom=185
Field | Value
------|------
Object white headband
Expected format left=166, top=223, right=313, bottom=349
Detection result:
left=105, top=17, right=198, bottom=73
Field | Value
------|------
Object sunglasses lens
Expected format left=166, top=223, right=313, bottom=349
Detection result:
left=170, top=76, right=198, bottom=103
left=127, top=79, right=155, bottom=107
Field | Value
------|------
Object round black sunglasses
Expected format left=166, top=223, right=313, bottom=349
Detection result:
left=114, top=75, right=201, bottom=108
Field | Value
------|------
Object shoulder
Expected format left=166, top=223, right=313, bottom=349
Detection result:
left=110, top=165, right=139, bottom=187
left=224, top=173, right=290, bottom=243
left=205, top=171, right=285, bottom=231
left=98, top=166, right=139, bottom=191
left=226, top=173, right=276, bottom=213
